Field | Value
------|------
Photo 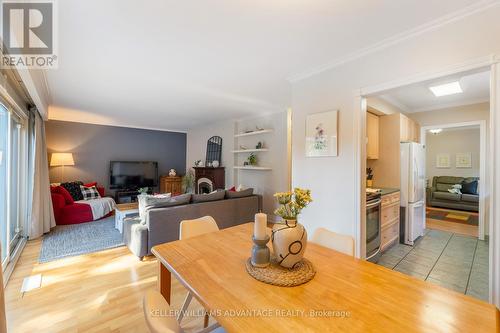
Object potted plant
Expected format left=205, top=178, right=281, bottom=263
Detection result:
left=272, top=188, right=312, bottom=268
left=138, top=187, right=149, bottom=195
left=182, top=169, right=195, bottom=193
left=248, top=153, right=257, bottom=166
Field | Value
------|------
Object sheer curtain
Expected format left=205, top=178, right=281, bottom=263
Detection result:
left=29, top=112, right=55, bottom=238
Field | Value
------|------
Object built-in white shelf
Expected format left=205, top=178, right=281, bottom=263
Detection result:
left=234, top=129, right=273, bottom=138
left=233, top=166, right=272, bottom=171
left=232, top=148, right=269, bottom=153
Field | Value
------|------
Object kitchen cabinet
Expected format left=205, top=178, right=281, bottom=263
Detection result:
left=400, top=114, right=420, bottom=143
left=380, top=191, right=400, bottom=252
left=366, top=112, right=379, bottom=159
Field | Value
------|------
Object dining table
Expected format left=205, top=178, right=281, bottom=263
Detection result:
left=151, top=222, right=499, bottom=332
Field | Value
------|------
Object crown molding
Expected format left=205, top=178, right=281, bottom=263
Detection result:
left=288, top=0, right=500, bottom=83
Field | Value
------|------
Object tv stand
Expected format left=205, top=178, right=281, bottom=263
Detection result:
left=115, top=189, right=151, bottom=204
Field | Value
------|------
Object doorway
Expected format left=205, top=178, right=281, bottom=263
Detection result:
left=421, top=121, right=486, bottom=239
left=358, top=66, right=492, bottom=302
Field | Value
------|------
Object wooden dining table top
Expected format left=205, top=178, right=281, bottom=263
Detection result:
left=152, top=223, right=499, bottom=333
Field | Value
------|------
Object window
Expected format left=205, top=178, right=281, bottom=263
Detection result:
left=0, top=105, right=8, bottom=264
left=0, top=102, right=28, bottom=267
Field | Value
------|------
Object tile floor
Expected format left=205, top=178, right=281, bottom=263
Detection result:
left=377, top=229, right=489, bottom=301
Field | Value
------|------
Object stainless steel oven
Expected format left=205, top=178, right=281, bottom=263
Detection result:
left=366, top=193, right=381, bottom=262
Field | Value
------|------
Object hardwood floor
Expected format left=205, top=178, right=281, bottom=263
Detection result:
left=426, top=218, right=478, bottom=237
left=5, top=240, right=208, bottom=333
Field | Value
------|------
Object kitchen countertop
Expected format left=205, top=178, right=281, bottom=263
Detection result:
left=368, top=187, right=400, bottom=196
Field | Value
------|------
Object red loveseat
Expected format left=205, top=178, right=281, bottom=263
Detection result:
left=50, top=183, right=107, bottom=225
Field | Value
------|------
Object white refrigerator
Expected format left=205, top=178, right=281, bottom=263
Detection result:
left=400, top=142, right=426, bottom=245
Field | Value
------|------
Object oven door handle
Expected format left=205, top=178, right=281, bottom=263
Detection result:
left=366, top=199, right=381, bottom=208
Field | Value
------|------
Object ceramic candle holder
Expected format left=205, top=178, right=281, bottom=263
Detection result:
left=251, top=235, right=270, bottom=268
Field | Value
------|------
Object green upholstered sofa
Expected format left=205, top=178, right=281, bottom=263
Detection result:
left=427, top=176, right=479, bottom=212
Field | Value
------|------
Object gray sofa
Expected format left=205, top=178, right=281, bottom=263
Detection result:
left=427, top=176, right=479, bottom=212
left=123, top=194, right=262, bottom=258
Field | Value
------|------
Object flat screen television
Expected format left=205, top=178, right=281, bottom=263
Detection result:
left=109, top=161, right=158, bottom=190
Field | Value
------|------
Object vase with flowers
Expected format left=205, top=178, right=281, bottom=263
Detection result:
left=272, top=188, right=312, bottom=268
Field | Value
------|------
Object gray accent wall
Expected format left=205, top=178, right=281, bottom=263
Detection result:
left=46, top=120, right=186, bottom=193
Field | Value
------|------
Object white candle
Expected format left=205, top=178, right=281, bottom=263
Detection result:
left=254, top=213, right=267, bottom=240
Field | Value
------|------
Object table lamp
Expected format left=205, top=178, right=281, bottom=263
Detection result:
left=50, top=153, right=74, bottom=182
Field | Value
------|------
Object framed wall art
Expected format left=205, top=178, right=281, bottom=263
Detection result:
left=305, top=110, right=338, bottom=157
left=436, top=153, right=450, bottom=168
left=456, top=152, right=472, bottom=168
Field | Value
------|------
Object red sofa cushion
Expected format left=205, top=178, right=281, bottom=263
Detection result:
left=50, top=182, right=107, bottom=225
left=59, top=203, right=95, bottom=225
left=51, top=186, right=74, bottom=204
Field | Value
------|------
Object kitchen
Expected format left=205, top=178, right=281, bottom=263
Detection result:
left=365, top=97, right=425, bottom=263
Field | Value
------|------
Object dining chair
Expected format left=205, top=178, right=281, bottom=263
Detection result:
left=310, top=228, right=355, bottom=256
left=178, top=216, right=220, bottom=325
left=143, top=289, right=224, bottom=333
left=179, top=216, right=220, bottom=240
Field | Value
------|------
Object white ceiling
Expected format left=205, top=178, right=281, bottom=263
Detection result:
left=379, top=70, right=490, bottom=113
left=47, top=0, right=488, bottom=131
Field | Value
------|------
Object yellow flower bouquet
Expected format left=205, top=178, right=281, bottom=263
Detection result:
left=274, top=188, right=312, bottom=221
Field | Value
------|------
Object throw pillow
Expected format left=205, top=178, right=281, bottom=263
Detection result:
left=61, top=181, right=84, bottom=201
left=226, top=188, right=254, bottom=199
left=51, top=186, right=74, bottom=204
left=138, top=193, right=172, bottom=221
left=80, top=185, right=101, bottom=200
left=447, top=184, right=462, bottom=195
left=462, top=180, right=478, bottom=195
left=84, top=182, right=98, bottom=187
left=192, top=190, right=225, bottom=203
left=228, top=186, right=236, bottom=192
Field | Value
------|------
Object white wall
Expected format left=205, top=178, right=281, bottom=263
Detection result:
left=186, top=112, right=289, bottom=218
left=426, top=127, right=480, bottom=180
left=291, top=8, right=500, bottom=241
left=235, top=112, right=288, bottom=218
left=409, top=102, right=490, bottom=126
left=186, top=119, right=235, bottom=187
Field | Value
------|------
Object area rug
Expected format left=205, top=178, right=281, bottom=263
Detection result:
left=39, top=216, right=124, bottom=263
left=426, top=207, right=478, bottom=226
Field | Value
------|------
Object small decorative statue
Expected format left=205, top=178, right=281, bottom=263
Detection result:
left=256, top=141, right=263, bottom=149
left=194, top=160, right=202, bottom=167
left=272, top=188, right=313, bottom=268
left=169, top=169, right=177, bottom=177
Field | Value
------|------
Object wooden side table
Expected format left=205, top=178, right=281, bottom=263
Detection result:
left=160, top=176, right=182, bottom=194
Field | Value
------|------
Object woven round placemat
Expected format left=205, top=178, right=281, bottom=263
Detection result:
left=245, top=257, right=316, bottom=287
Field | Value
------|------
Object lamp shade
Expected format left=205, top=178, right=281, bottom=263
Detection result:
left=50, top=153, right=75, bottom=166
